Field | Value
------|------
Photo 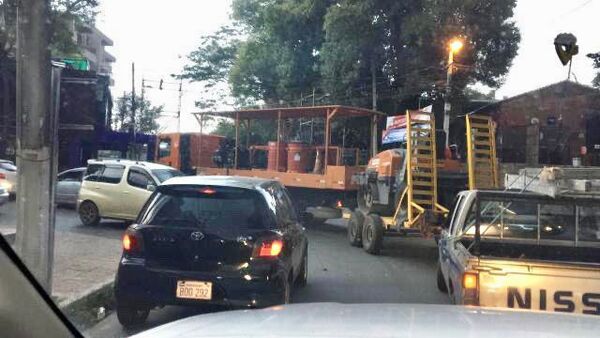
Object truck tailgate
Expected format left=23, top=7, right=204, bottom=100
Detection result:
left=475, top=258, right=600, bottom=316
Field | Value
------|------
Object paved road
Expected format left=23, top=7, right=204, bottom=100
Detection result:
left=87, top=223, right=449, bottom=338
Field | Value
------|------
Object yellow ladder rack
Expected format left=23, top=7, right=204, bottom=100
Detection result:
left=401, top=110, right=448, bottom=229
left=466, top=114, right=499, bottom=190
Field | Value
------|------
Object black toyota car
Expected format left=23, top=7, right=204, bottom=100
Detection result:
left=114, top=176, right=308, bottom=327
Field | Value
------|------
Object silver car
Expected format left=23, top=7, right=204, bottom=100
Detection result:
left=55, top=167, right=86, bottom=207
left=0, top=186, right=8, bottom=207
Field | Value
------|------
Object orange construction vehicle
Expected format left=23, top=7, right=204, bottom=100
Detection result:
left=192, top=105, right=384, bottom=223
left=156, top=132, right=224, bottom=174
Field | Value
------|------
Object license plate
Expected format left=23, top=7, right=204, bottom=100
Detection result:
left=176, top=280, right=212, bottom=300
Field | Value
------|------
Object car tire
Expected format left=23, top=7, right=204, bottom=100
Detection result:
left=437, top=263, right=448, bottom=293
left=347, top=210, right=364, bottom=247
left=116, top=303, right=149, bottom=327
left=362, top=214, right=384, bottom=255
left=79, top=201, right=100, bottom=226
left=295, top=250, right=308, bottom=288
left=277, top=275, right=292, bottom=305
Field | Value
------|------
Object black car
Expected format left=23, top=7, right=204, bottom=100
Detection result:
left=114, top=176, right=309, bottom=327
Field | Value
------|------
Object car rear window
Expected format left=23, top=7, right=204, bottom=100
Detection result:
left=140, top=186, right=276, bottom=231
left=151, top=169, right=184, bottom=183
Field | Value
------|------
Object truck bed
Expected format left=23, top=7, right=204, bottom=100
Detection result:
left=460, top=238, right=600, bottom=264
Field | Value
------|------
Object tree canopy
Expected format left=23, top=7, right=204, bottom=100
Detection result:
left=113, top=92, right=163, bottom=134
left=182, top=0, right=520, bottom=115
left=0, top=0, right=99, bottom=60
left=587, top=52, right=600, bottom=88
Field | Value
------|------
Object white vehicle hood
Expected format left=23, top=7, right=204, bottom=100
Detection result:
left=132, top=303, right=600, bottom=338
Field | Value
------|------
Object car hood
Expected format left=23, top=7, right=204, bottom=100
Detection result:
left=132, top=303, right=599, bottom=338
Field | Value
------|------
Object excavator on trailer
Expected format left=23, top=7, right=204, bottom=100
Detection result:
left=348, top=110, right=498, bottom=254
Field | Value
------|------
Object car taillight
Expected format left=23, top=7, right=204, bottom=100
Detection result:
left=0, top=173, right=5, bottom=179
left=254, top=239, right=283, bottom=258
left=462, top=272, right=479, bottom=305
left=122, top=229, right=144, bottom=255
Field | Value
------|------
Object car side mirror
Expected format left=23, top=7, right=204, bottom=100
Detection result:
left=146, top=184, right=156, bottom=191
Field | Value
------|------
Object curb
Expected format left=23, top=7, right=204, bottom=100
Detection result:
left=59, top=280, right=115, bottom=331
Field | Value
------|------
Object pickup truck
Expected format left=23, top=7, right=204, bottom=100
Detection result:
left=437, top=189, right=600, bottom=316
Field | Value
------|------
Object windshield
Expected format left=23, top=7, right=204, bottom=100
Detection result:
left=151, top=169, right=184, bottom=183
left=5, top=0, right=600, bottom=336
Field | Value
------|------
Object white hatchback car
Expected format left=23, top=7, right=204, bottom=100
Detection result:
left=77, top=160, right=183, bottom=226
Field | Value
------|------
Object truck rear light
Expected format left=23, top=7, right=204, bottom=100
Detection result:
left=463, top=272, right=478, bottom=290
left=254, top=239, right=283, bottom=258
left=462, top=272, right=479, bottom=305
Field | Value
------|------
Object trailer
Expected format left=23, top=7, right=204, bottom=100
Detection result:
left=192, top=106, right=384, bottom=222
left=348, top=110, right=498, bottom=254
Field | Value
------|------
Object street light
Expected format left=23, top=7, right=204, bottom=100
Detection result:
left=443, top=38, right=464, bottom=150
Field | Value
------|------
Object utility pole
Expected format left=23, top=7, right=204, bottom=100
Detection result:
left=370, top=60, right=378, bottom=157
left=141, top=78, right=145, bottom=104
left=444, top=39, right=463, bottom=148
left=177, top=78, right=183, bottom=133
left=131, top=63, right=136, bottom=142
left=15, top=0, right=55, bottom=291
left=310, top=87, right=315, bottom=144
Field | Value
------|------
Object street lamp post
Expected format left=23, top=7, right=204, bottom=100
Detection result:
left=443, top=39, right=463, bottom=148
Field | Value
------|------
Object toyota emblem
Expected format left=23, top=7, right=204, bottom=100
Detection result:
left=190, top=231, right=205, bottom=241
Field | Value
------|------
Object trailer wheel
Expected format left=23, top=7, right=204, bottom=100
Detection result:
left=362, top=214, right=384, bottom=255
left=436, top=263, right=448, bottom=293
left=347, top=210, right=365, bottom=247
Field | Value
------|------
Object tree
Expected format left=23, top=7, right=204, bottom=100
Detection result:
left=587, top=52, right=600, bottom=88
left=113, top=92, right=163, bottom=134
left=182, top=0, right=520, bottom=115
left=0, top=0, right=98, bottom=60
left=320, top=0, right=520, bottom=109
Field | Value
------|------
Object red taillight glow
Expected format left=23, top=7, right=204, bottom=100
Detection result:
left=123, top=234, right=133, bottom=251
left=0, top=173, right=5, bottom=179
left=257, top=239, right=283, bottom=257
left=200, top=187, right=216, bottom=194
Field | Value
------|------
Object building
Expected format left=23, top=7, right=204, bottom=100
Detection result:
left=74, top=24, right=116, bottom=79
left=476, top=81, right=600, bottom=167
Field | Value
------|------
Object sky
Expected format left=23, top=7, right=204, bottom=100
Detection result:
left=96, top=0, right=600, bottom=133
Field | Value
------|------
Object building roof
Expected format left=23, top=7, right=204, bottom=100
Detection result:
left=161, top=175, right=274, bottom=190
left=193, top=105, right=385, bottom=120
left=472, top=80, right=599, bottom=114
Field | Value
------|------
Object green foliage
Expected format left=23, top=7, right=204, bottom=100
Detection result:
left=212, top=118, right=277, bottom=145
left=183, top=0, right=520, bottom=115
left=0, top=0, right=99, bottom=60
left=113, top=92, right=163, bottom=134
left=587, top=52, right=600, bottom=88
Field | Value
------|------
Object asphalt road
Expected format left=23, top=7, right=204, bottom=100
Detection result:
left=0, top=201, right=449, bottom=337
left=86, top=222, right=449, bottom=338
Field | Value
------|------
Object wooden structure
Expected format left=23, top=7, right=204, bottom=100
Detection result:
left=192, top=105, right=384, bottom=192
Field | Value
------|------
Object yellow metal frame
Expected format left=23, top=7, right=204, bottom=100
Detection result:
left=391, top=110, right=448, bottom=229
left=466, top=114, right=499, bottom=190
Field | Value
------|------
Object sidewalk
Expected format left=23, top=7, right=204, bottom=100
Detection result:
left=0, top=209, right=123, bottom=306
